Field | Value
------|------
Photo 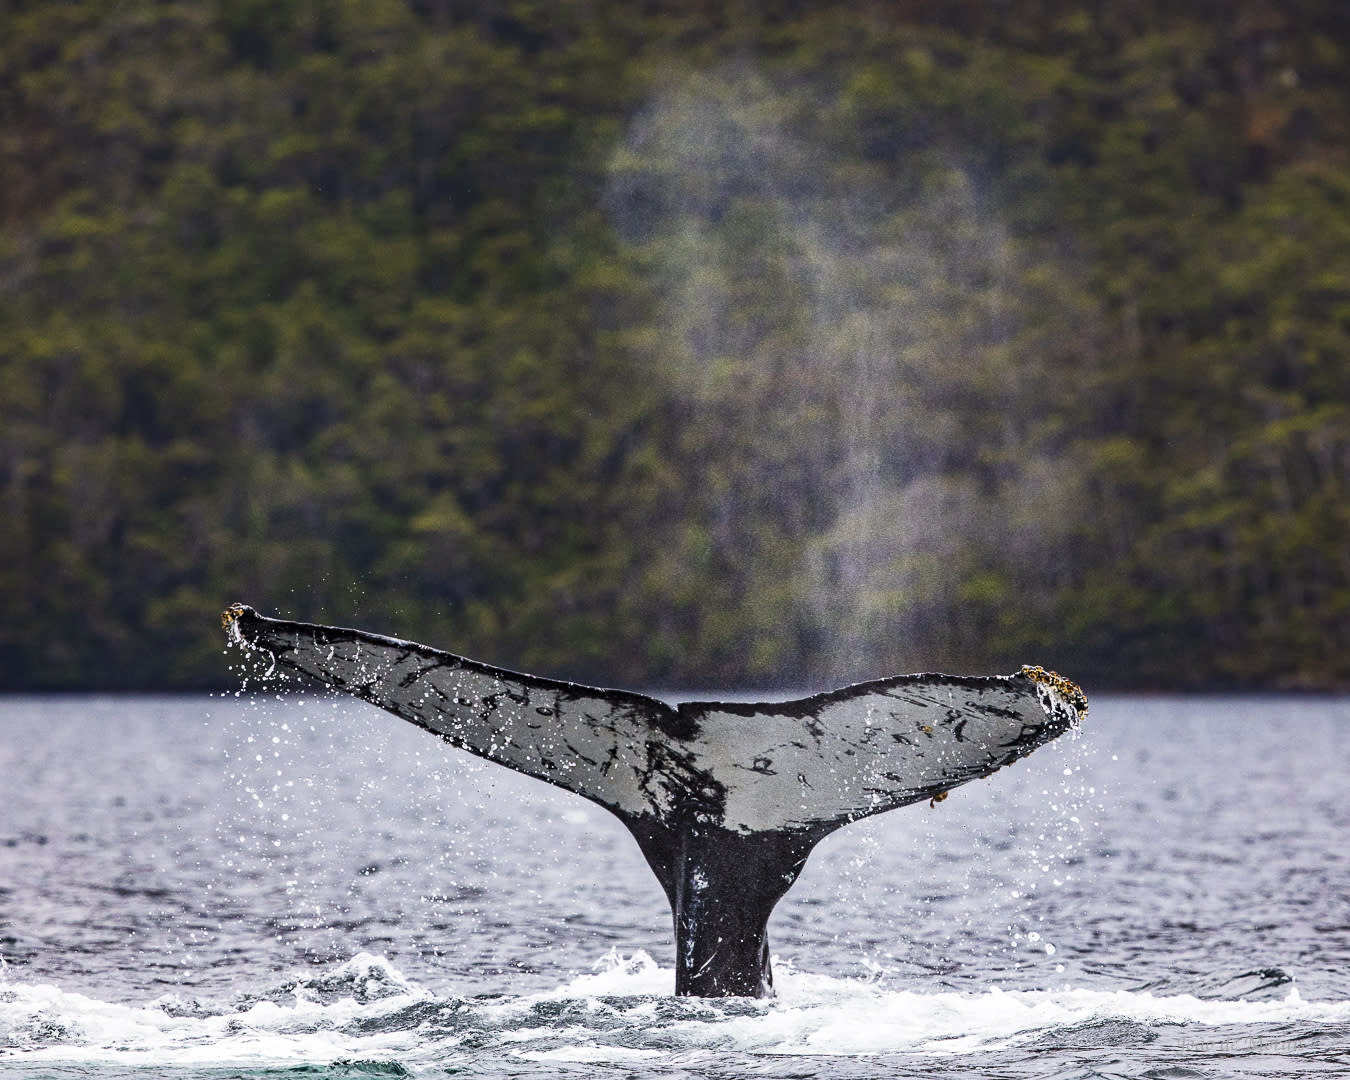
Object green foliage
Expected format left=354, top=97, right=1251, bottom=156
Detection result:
left=2, top=1, right=1349, bottom=689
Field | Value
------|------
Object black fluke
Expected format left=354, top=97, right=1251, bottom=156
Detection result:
left=221, top=603, right=1086, bottom=997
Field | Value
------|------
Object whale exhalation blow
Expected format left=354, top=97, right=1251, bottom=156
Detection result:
left=221, top=603, right=1086, bottom=997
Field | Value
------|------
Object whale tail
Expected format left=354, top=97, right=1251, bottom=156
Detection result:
left=221, top=603, right=1086, bottom=997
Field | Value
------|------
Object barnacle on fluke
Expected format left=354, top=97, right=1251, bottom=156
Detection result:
left=1021, top=664, right=1089, bottom=721
left=221, top=603, right=248, bottom=630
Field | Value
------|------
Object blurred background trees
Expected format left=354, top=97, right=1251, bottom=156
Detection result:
left=2, top=0, right=1348, bottom=690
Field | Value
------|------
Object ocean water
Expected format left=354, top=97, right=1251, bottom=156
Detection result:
left=1, top=691, right=1348, bottom=1077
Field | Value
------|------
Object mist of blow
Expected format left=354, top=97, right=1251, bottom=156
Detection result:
left=605, top=63, right=1088, bottom=685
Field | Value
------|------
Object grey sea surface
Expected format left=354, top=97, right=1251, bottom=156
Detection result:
left=1, top=691, right=1348, bottom=1077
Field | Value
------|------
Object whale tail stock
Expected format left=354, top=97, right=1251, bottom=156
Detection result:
left=221, top=603, right=1086, bottom=997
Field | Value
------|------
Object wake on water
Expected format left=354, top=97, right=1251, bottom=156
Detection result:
left=3, top=950, right=1347, bottom=1078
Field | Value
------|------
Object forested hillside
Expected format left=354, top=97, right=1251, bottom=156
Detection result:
left=3, top=0, right=1349, bottom=690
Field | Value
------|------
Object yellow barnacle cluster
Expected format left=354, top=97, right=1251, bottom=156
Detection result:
left=220, top=603, right=248, bottom=630
left=1020, top=664, right=1089, bottom=720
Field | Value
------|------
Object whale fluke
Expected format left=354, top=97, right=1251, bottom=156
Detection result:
left=221, top=603, right=1086, bottom=997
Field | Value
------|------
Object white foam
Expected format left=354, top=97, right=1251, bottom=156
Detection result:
left=2, top=952, right=1346, bottom=1071
left=0, top=954, right=434, bottom=1068
left=747, top=976, right=1350, bottom=1056
left=521, top=1044, right=667, bottom=1062
left=555, top=947, right=672, bottom=997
